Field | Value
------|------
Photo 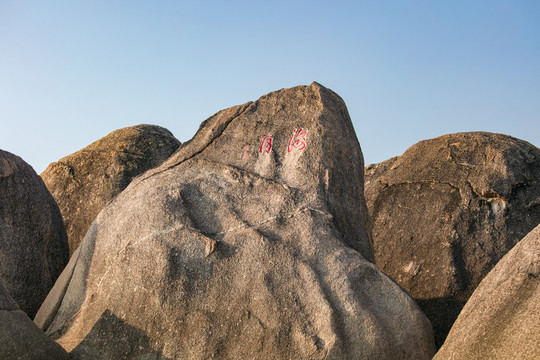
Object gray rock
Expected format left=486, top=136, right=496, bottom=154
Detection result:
left=364, top=132, right=540, bottom=347
left=0, top=150, right=69, bottom=318
left=36, top=83, right=435, bottom=359
left=0, top=280, right=69, bottom=360
left=41, top=124, right=181, bottom=255
left=434, top=224, right=540, bottom=359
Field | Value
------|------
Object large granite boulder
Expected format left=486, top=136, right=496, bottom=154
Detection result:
left=0, top=280, right=69, bottom=360
left=36, top=83, right=435, bottom=359
left=41, top=124, right=181, bottom=255
left=0, top=150, right=69, bottom=318
left=365, top=132, right=540, bottom=347
left=434, top=224, right=540, bottom=359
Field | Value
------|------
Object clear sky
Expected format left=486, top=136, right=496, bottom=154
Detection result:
left=1, top=1, right=539, bottom=173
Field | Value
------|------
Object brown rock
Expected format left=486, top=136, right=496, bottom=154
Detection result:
left=36, top=83, right=435, bottom=359
left=434, top=224, right=540, bottom=359
left=364, top=156, right=398, bottom=200
left=0, top=277, right=69, bottom=359
left=41, top=124, right=181, bottom=255
left=364, top=132, right=540, bottom=347
left=0, top=150, right=69, bottom=318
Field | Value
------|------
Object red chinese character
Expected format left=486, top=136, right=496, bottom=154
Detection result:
left=260, top=134, right=273, bottom=154
left=288, top=128, right=308, bottom=153
left=242, top=145, right=249, bottom=159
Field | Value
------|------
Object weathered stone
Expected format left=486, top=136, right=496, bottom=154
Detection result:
left=365, top=132, right=540, bottom=347
left=364, top=156, right=398, bottom=200
left=41, top=124, right=181, bottom=255
left=434, top=224, right=540, bottom=359
left=36, top=83, right=435, bottom=359
left=0, top=280, right=69, bottom=360
left=0, top=150, right=69, bottom=318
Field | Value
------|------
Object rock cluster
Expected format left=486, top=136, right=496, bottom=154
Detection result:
left=35, top=83, right=436, bottom=359
left=41, top=124, right=180, bottom=255
left=365, top=132, right=540, bottom=346
left=0, top=150, right=69, bottom=318
left=7, top=82, right=538, bottom=358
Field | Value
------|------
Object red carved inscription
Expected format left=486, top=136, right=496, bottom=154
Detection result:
left=260, top=134, right=273, bottom=154
left=288, top=128, right=308, bottom=153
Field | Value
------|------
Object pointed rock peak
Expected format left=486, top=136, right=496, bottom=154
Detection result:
left=137, top=83, right=372, bottom=259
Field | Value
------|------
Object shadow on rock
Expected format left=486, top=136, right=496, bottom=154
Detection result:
left=35, top=221, right=99, bottom=334
left=416, top=297, right=466, bottom=348
left=180, top=182, right=223, bottom=237
left=70, top=310, right=171, bottom=360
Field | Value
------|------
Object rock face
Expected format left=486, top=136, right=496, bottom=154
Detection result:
left=364, top=156, right=398, bottom=199
left=434, top=224, right=540, bottom=359
left=36, top=83, right=435, bottom=359
left=41, top=124, right=181, bottom=255
left=0, top=150, right=69, bottom=318
left=364, top=132, right=540, bottom=347
left=0, top=280, right=69, bottom=360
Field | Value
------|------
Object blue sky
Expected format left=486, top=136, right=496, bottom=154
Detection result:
left=1, top=1, right=539, bottom=173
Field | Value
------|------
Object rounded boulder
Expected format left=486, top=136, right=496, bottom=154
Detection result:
left=365, top=132, right=540, bottom=346
left=0, top=150, right=69, bottom=318
left=41, top=124, right=181, bottom=255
